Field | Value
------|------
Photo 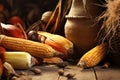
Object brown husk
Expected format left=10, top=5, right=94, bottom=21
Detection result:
left=98, top=0, right=120, bottom=65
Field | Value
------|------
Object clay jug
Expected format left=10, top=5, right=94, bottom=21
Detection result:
left=64, top=0, right=104, bottom=58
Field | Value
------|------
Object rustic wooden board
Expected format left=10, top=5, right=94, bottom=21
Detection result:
left=15, top=65, right=120, bottom=80
left=94, top=66, right=120, bottom=80
left=63, top=65, right=96, bottom=80
left=16, top=65, right=95, bottom=80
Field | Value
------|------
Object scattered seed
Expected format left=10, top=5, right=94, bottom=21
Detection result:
left=10, top=76, right=18, bottom=80
left=19, top=71, right=28, bottom=76
left=56, top=61, right=68, bottom=68
left=31, top=68, right=42, bottom=75
left=66, top=73, right=75, bottom=79
left=102, top=62, right=110, bottom=69
left=58, top=69, right=64, bottom=76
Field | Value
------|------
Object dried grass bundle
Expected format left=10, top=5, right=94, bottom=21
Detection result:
left=98, top=0, right=120, bottom=65
left=98, top=0, right=120, bottom=42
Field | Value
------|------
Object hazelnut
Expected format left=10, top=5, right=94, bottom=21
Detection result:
left=56, top=61, right=68, bottom=68
left=66, top=73, right=75, bottom=79
left=58, top=69, right=64, bottom=76
left=19, top=71, right=28, bottom=76
left=31, top=68, right=42, bottom=75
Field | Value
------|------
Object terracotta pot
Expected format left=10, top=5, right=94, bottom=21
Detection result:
left=64, top=0, right=104, bottom=57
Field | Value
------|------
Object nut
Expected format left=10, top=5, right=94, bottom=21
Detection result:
left=10, top=76, right=18, bottom=80
left=56, top=61, right=68, bottom=68
left=58, top=69, right=64, bottom=76
left=31, top=68, right=42, bottom=75
left=19, top=71, right=28, bottom=76
left=65, top=73, right=75, bottom=79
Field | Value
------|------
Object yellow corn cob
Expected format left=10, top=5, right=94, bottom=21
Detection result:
left=4, top=51, right=36, bottom=69
left=0, top=35, right=62, bottom=58
left=37, top=31, right=74, bottom=54
left=77, top=43, right=108, bottom=68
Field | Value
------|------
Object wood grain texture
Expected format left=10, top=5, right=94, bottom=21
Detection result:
left=15, top=65, right=120, bottom=80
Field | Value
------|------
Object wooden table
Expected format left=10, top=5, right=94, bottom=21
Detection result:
left=15, top=64, right=120, bottom=80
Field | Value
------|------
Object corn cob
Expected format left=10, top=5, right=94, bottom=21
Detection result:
left=77, top=43, right=108, bottom=68
left=43, top=57, right=63, bottom=64
left=0, top=59, right=3, bottom=79
left=4, top=51, right=36, bottom=69
left=45, top=38, right=68, bottom=58
left=0, top=35, right=62, bottom=58
left=37, top=31, right=74, bottom=54
left=28, top=31, right=68, bottom=58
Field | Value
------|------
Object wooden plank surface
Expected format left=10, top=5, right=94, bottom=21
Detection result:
left=15, top=64, right=120, bottom=80
left=63, top=65, right=96, bottom=80
left=16, top=64, right=95, bottom=80
left=94, top=66, right=120, bottom=80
